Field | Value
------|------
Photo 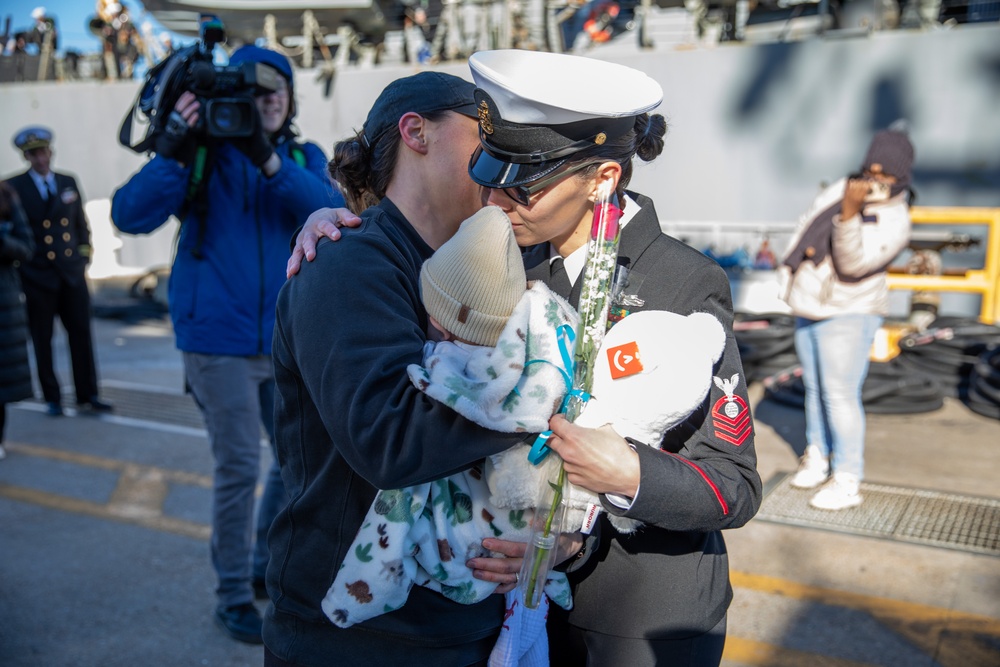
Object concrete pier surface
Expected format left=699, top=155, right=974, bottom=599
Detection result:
left=0, top=311, right=997, bottom=667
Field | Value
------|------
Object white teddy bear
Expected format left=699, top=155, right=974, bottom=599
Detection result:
left=485, top=309, right=727, bottom=534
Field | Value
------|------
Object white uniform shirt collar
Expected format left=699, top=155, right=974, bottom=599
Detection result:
left=549, top=193, right=640, bottom=286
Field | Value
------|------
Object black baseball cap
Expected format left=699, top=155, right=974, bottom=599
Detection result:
left=361, top=72, right=478, bottom=149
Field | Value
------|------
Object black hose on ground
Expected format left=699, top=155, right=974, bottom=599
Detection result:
left=761, top=359, right=945, bottom=414
left=896, top=317, right=1000, bottom=401
left=862, top=358, right=944, bottom=414
left=733, top=313, right=799, bottom=383
left=738, top=313, right=1000, bottom=417
left=967, top=344, right=1000, bottom=420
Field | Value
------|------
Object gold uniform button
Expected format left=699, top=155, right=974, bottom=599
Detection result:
left=44, top=235, right=53, bottom=244
left=64, top=248, right=73, bottom=257
left=42, top=219, right=51, bottom=228
left=60, top=218, right=69, bottom=227
left=805, top=246, right=816, bottom=258
left=46, top=251, right=56, bottom=260
left=62, top=232, right=71, bottom=242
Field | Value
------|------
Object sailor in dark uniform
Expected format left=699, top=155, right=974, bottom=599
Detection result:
left=5, top=127, right=112, bottom=416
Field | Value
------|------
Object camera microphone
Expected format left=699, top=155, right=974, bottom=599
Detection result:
left=188, top=61, right=215, bottom=93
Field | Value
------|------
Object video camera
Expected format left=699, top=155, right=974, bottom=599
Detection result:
left=118, top=14, right=280, bottom=153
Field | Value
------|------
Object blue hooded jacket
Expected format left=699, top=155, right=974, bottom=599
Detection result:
left=111, top=47, right=342, bottom=356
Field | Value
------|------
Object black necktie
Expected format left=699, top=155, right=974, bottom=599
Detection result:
left=44, top=180, right=57, bottom=208
left=550, top=257, right=572, bottom=298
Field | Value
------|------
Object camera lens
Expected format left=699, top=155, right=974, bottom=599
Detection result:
left=205, top=98, right=254, bottom=138
left=213, top=103, right=244, bottom=133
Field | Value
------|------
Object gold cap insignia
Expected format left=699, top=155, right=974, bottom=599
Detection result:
left=478, top=101, right=494, bottom=135
left=595, top=132, right=607, bottom=145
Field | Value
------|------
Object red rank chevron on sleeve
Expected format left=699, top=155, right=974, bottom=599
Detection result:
left=711, top=395, right=751, bottom=446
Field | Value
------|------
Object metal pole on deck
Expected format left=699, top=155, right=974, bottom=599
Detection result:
left=37, top=28, right=53, bottom=81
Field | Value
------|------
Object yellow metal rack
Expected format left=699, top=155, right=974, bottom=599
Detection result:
left=886, top=207, right=1000, bottom=325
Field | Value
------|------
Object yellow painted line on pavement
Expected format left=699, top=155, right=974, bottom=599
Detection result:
left=731, top=571, right=1000, bottom=635
left=0, top=441, right=212, bottom=540
left=0, top=482, right=210, bottom=540
left=2, top=442, right=212, bottom=487
left=731, top=571, right=1000, bottom=667
left=723, top=636, right=874, bottom=667
left=107, top=464, right=170, bottom=518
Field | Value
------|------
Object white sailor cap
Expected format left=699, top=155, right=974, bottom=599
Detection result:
left=13, top=126, right=53, bottom=152
left=31, top=7, right=46, bottom=20
left=468, top=50, right=663, bottom=189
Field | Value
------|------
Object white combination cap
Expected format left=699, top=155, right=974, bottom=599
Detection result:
left=469, top=50, right=662, bottom=125
left=467, top=50, right=662, bottom=189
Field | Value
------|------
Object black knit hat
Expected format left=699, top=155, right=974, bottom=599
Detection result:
left=862, top=129, right=915, bottom=183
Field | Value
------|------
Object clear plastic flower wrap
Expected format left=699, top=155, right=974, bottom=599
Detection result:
left=519, top=178, right=623, bottom=608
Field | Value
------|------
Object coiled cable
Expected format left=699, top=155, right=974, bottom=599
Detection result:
left=753, top=315, right=1000, bottom=415
left=967, top=344, right=1000, bottom=419
left=733, top=313, right=799, bottom=384
left=761, top=359, right=945, bottom=414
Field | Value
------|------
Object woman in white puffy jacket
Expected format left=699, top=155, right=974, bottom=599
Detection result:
left=780, top=128, right=914, bottom=510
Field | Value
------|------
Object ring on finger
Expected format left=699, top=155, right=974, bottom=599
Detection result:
left=514, top=571, right=519, bottom=584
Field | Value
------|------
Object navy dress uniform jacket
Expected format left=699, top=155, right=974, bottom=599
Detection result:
left=525, top=192, right=763, bottom=640
left=6, top=170, right=90, bottom=291
left=5, top=169, right=99, bottom=405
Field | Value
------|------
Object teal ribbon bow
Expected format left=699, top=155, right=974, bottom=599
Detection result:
left=526, top=324, right=590, bottom=465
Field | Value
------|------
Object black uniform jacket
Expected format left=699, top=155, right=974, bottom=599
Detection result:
left=5, top=170, right=90, bottom=291
left=524, top=192, right=762, bottom=639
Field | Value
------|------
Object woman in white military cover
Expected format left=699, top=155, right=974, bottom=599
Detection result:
left=461, top=50, right=760, bottom=667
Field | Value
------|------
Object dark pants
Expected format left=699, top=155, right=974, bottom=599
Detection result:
left=549, top=614, right=727, bottom=667
left=263, top=629, right=498, bottom=667
left=22, top=276, right=98, bottom=404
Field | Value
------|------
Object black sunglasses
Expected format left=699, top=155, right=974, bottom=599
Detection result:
left=501, top=161, right=603, bottom=206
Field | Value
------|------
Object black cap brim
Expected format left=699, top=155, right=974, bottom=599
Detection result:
left=467, top=88, right=637, bottom=189
left=468, top=145, right=567, bottom=189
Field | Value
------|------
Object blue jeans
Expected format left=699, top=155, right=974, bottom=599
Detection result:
left=794, top=315, right=882, bottom=479
left=184, top=353, right=287, bottom=607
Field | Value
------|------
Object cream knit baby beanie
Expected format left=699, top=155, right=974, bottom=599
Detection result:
left=420, top=206, right=526, bottom=347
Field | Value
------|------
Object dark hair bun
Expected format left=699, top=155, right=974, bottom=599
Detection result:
left=330, top=136, right=377, bottom=214
left=635, top=114, right=667, bottom=162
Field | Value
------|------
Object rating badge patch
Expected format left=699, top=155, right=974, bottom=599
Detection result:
left=711, top=374, right=751, bottom=446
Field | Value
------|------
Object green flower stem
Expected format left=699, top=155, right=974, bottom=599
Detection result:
left=525, top=464, right=565, bottom=606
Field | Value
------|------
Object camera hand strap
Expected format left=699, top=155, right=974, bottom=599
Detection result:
left=118, top=101, right=157, bottom=154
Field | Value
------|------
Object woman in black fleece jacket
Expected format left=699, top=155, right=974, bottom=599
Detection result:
left=264, top=72, right=555, bottom=667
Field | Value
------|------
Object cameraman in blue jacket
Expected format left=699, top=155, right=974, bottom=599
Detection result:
left=111, top=45, right=342, bottom=645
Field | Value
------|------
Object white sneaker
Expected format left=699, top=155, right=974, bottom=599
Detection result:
left=810, top=472, right=862, bottom=510
left=790, top=445, right=829, bottom=489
